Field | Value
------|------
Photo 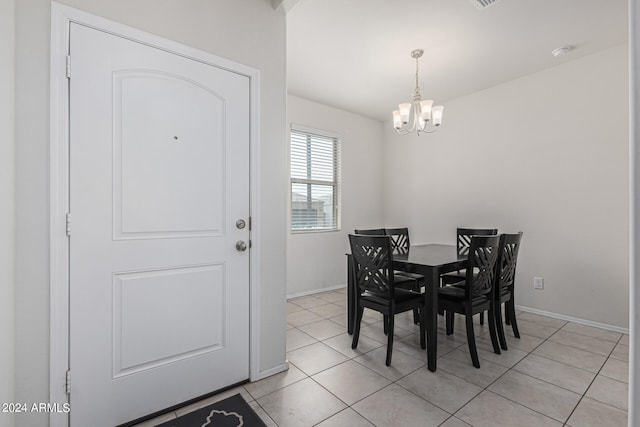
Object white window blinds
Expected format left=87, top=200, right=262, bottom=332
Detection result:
left=290, top=128, right=340, bottom=231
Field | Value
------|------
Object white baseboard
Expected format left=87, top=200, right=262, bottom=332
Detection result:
left=516, top=305, right=629, bottom=335
left=284, top=287, right=629, bottom=335
left=253, top=360, right=289, bottom=382
left=286, top=284, right=347, bottom=300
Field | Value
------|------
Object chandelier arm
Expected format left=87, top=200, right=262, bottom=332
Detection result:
left=405, top=116, right=418, bottom=133
left=421, top=122, right=441, bottom=133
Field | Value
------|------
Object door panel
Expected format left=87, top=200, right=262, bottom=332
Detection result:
left=113, top=70, right=225, bottom=238
left=69, top=23, right=250, bottom=426
left=112, top=264, right=225, bottom=377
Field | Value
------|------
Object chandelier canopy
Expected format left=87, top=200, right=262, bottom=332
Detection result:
left=392, top=49, right=444, bottom=135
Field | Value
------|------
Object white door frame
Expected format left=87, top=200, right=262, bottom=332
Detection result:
left=49, top=3, right=262, bottom=426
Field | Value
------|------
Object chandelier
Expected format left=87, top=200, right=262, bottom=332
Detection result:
left=392, top=49, right=444, bottom=135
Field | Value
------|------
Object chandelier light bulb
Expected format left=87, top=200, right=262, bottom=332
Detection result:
left=398, top=103, right=412, bottom=124
left=432, top=105, right=444, bottom=126
left=420, top=100, right=433, bottom=121
left=392, top=110, right=402, bottom=129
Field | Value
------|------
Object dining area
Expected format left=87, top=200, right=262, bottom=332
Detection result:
left=346, top=227, right=523, bottom=371
left=275, top=221, right=628, bottom=426
left=283, top=23, right=630, bottom=421
left=277, top=258, right=628, bottom=426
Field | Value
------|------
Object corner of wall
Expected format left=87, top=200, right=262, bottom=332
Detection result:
left=0, top=0, right=16, bottom=426
left=628, top=0, right=639, bottom=422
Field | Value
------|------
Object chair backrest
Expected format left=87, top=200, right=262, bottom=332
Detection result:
left=495, top=232, right=523, bottom=294
left=354, top=228, right=386, bottom=236
left=385, top=227, right=410, bottom=255
left=348, top=234, right=394, bottom=299
left=465, top=235, right=501, bottom=299
left=457, top=227, right=499, bottom=256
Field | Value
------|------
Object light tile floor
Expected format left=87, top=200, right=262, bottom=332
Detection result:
left=136, top=288, right=629, bottom=427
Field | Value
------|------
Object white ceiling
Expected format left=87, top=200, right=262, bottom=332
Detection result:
left=286, top=0, right=628, bottom=122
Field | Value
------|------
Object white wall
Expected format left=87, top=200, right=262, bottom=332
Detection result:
left=383, top=44, right=629, bottom=329
left=286, top=95, right=384, bottom=296
left=14, top=1, right=286, bottom=425
left=0, top=1, right=15, bottom=427
left=629, top=0, right=639, bottom=422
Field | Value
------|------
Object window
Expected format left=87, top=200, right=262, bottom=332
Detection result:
left=290, top=127, right=340, bottom=232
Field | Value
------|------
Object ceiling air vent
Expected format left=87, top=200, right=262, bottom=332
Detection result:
left=469, top=0, right=501, bottom=10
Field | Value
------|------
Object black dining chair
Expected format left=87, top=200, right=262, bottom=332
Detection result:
left=354, top=228, right=420, bottom=326
left=354, top=229, right=419, bottom=291
left=385, top=227, right=411, bottom=255
left=354, top=228, right=386, bottom=236
left=349, top=234, right=425, bottom=366
left=441, top=227, right=498, bottom=324
left=441, top=227, right=499, bottom=285
left=438, top=234, right=501, bottom=368
left=385, top=227, right=425, bottom=323
left=494, top=232, right=523, bottom=350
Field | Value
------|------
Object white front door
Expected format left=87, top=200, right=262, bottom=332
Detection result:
left=68, top=23, right=250, bottom=426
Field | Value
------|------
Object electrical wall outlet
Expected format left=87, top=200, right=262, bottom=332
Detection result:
left=533, top=276, right=544, bottom=290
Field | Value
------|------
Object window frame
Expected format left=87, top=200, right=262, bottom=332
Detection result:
left=289, top=125, right=341, bottom=233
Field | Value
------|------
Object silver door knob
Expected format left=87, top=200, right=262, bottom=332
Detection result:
left=236, top=241, right=248, bottom=252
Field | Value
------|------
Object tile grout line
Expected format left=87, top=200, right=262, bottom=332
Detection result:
left=446, top=320, right=569, bottom=425
left=351, top=314, right=545, bottom=425
left=247, top=394, right=279, bottom=426
left=493, top=325, right=610, bottom=425
left=514, top=327, right=608, bottom=394
left=271, top=292, right=629, bottom=427
left=561, top=333, right=628, bottom=426
left=292, top=307, right=433, bottom=425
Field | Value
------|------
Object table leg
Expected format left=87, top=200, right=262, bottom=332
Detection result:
left=426, top=268, right=439, bottom=371
left=347, top=255, right=355, bottom=335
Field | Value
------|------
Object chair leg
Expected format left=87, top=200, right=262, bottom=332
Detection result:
left=351, top=307, right=364, bottom=349
left=385, top=313, right=395, bottom=366
left=383, top=315, right=389, bottom=335
left=446, top=310, right=454, bottom=335
left=507, top=300, right=520, bottom=338
left=495, top=302, right=508, bottom=351
left=413, top=281, right=420, bottom=324
left=479, top=312, right=484, bottom=325
left=505, top=304, right=511, bottom=325
left=465, top=312, right=480, bottom=368
left=419, top=306, right=426, bottom=349
left=487, top=304, right=501, bottom=354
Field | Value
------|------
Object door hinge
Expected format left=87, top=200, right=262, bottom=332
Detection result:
left=65, top=370, right=71, bottom=395
left=248, top=216, right=252, bottom=230
left=65, top=212, right=72, bottom=236
left=66, top=55, right=71, bottom=79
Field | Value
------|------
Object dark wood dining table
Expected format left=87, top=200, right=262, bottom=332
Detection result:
left=347, top=244, right=467, bottom=372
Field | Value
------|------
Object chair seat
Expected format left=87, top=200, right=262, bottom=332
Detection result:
left=394, top=273, right=417, bottom=287
left=438, top=285, right=490, bottom=306
left=441, top=270, right=466, bottom=281
left=362, top=288, right=422, bottom=304
left=446, top=268, right=485, bottom=284
left=395, top=271, right=425, bottom=281
left=497, top=287, right=512, bottom=301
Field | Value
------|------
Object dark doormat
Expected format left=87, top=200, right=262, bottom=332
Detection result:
left=157, top=394, right=267, bottom=427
